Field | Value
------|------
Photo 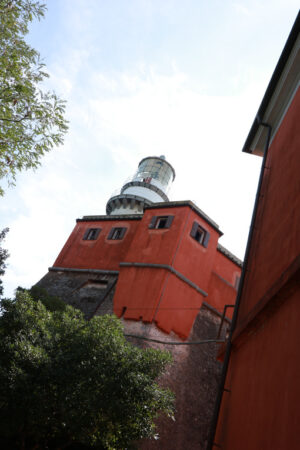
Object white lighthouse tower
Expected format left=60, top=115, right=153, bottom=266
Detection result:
left=106, top=155, right=175, bottom=215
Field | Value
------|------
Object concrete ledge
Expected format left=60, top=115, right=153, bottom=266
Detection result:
left=119, top=262, right=208, bottom=297
left=77, top=214, right=143, bottom=222
left=49, top=267, right=119, bottom=275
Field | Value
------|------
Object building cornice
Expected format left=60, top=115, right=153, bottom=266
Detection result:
left=77, top=214, right=143, bottom=222
left=49, top=267, right=119, bottom=275
left=243, top=12, right=300, bottom=156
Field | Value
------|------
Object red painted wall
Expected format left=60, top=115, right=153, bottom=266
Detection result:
left=215, top=89, right=300, bottom=448
left=123, top=206, right=192, bottom=266
left=213, top=250, right=240, bottom=287
left=238, top=89, right=300, bottom=320
left=114, top=266, right=168, bottom=323
left=216, top=287, right=300, bottom=450
left=53, top=204, right=241, bottom=339
left=113, top=205, right=240, bottom=339
left=207, top=250, right=241, bottom=318
left=207, top=272, right=237, bottom=319
left=53, top=219, right=141, bottom=271
left=154, top=273, right=204, bottom=339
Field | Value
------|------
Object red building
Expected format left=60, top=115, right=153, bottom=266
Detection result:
left=38, top=156, right=241, bottom=448
left=52, top=200, right=240, bottom=339
left=43, top=155, right=241, bottom=340
left=208, top=12, right=300, bottom=450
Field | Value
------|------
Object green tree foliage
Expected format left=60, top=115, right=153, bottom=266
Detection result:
left=0, top=0, right=68, bottom=195
left=0, top=227, right=9, bottom=296
left=0, top=292, right=174, bottom=449
left=17, top=284, right=67, bottom=312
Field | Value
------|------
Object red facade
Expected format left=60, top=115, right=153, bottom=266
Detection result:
left=53, top=201, right=241, bottom=339
left=212, top=14, right=300, bottom=450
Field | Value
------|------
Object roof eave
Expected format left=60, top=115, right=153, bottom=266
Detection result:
left=242, top=12, right=300, bottom=155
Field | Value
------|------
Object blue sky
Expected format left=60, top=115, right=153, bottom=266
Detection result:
left=1, top=1, right=299, bottom=296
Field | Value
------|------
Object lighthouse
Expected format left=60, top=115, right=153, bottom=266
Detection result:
left=106, top=155, right=175, bottom=215
left=37, top=153, right=241, bottom=334
left=36, top=153, right=242, bottom=448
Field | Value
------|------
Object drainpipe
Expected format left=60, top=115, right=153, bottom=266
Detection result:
left=206, top=119, right=272, bottom=450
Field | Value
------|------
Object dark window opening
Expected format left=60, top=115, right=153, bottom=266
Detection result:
left=155, top=216, right=168, bottom=229
left=82, top=279, right=108, bottom=290
left=190, top=221, right=210, bottom=248
left=194, top=227, right=205, bottom=244
left=108, top=227, right=127, bottom=240
left=149, top=215, right=174, bottom=230
left=83, top=228, right=101, bottom=240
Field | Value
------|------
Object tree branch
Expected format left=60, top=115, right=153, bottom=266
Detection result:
left=0, top=115, right=29, bottom=123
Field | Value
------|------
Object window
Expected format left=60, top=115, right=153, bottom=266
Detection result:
left=155, top=216, right=168, bottom=229
left=194, top=226, right=205, bottom=244
left=107, top=227, right=127, bottom=240
left=81, top=279, right=108, bottom=290
left=83, top=228, right=101, bottom=240
left=149, top=215, right=174, bottom=230
left=190, top=222, right=210, bottom=247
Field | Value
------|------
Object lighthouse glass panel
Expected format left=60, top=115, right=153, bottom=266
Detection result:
left=135, top=158, right=173, bottom=191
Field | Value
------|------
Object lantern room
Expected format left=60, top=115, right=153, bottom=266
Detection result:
left=106, top=155, right=175, bottom=215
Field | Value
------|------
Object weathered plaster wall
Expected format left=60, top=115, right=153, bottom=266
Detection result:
left=36, top=269, right=117, bottom=318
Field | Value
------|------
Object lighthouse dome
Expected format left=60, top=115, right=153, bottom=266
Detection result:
left=106, top=155, right=175, bottom=215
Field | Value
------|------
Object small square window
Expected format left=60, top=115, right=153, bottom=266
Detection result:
left=149, top=215, right=174, bottom=230
left=83, top=228, right=101, bottom=240
left=190, top=221, right=210, bottom=247
left=108, top=227, right=127, bottom=240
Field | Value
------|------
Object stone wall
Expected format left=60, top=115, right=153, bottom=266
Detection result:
left=36, top=268, right=118, bottom=318
left=123, top=305, right=228, bottom=450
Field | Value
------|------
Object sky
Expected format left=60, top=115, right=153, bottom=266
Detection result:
left=1, top=0, right=299, bottom=297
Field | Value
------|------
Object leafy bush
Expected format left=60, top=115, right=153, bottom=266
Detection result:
left=0, top=292, right=174, bottom=449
